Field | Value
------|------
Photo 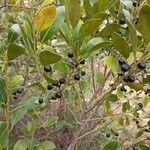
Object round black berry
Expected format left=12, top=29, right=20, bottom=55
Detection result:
left=16, top=89, right=23, bottom=94
left=44, top=65, right=52, bottom=72
left=47, top=84, right=53, bottom=90
left=71, top=61, right=78, bottom=67
left=119, top=18, right=126, bottom=25
left=81, top=71, right=86, bottom=76
left=127, top=75, right=135, bottom=83
left=121, top=63, right=130, bottom=72
left=138, top=103, right=143, bottom=109
left=74, top=74, right=80, bottom=81
left=106, top=133, right=110, bottom=138
left=80, top=59, right=85, bottom=65
left=137, top=62, right=146, bottom=70
left=118, top=59, right=125, bottom=65
left=52, top=95, right=57, bottom=100
left=59, top=78, right=65, bottom=84
left=68, top=51, right=74, bottom=58
left=13, top=95, right=18, bottom=99
left=120, top=86, right=127, bottom=92
left=114, top=132, right=119, bottom=136
left=38, top=98, right=44, bottom=104
left=133, top=1, right=140, bottom=7
left=55, top=92, right=62, bottom=99
left=118, top=73, right=124, bottom=76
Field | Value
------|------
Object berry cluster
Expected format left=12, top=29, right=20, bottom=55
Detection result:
left=68, top=51, right=86, bottom=81
left=118, top=59, right=146, bottom=83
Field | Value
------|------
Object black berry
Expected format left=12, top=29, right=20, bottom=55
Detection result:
left=114, top=132, right=119, bottom=136
left=59, top=78, right=65, bottom=84
left=38, top=98, right=44, bottom=104
left=118, top=59, right=125, bottom=65
left=119, top=18, right=126, bottom=25
left=80, top=59, right=85, bottom=65
left=52, top=95, right=57, bottom=100
left=138, top=103, right=143, bottom=109
left=16, top=89, right=23, bottom=94
left=127, top=75, right=135, bottom=83
left=68, top=51, right=74, bottom=58
left=137, top=62, right=146, bottom=70
left=44, top=65, right=52, bottom=72
left=71, top=61, right=78, bottom=67
left=55, top=92, right=62, bottom=99
left=81, top=71, right=86, bottom=76
left=120, top=86, right=127, bottom=92
left=118, top=73, right=124, bottom=76
left=74, top=74, right=80, bottom=81
left=13, top=96, right=18, bottom=99
left=106, top=133, right=110, bottom=138
left=47, top=84, right=53, bottom=90
left=121, top=63, right=130, bottom=72
left=133, top=1, right=140, bottom=7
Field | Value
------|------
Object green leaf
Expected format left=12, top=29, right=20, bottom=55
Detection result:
left=98, top=24, right=120, bottom=37
left=103, top=141, right=119, bottom=150
left=0, top=122, right=9, bottom=148
left=143, top=96, right=149, bottom=107
left=8, top=24, right=20, bottom=43
left=138, top=143, right=150, bottom=150
left=64, top=0, right=80, bottom=28
left=83, top=0, right=93, bottom=19
left=39, top=50, right=61, bottom=65
left=79, top=18, right=104, bottom=39
left=13, top=139, right=30, bottom=150
left=41, top=6, right=65, bottom=43
left=10, top=75, right=23, bottom=89
left=82, top=37, right=111, bottom=57
left=112, top=33, right=131, bottom=58
left=122, top=101, right=130, bottom=112
left=54, top=61, right=69, bottom=73
left=105, top=94, right=118, bottom=102
left=7, top=43, right=25, bottom=61
left=98, top=0, right=112, bottom=12
left=118, top=117, right=124, bottom=126
left=43, top=116, right=58, bottom=128
left=96, top=72, right=105, bottom=84
left=104, top=100, right=113, bottom=115
left=39, top=141, right=56, bottom=150
left=139, top=5, right=150, bottom=44
left=126, top=20, right=137, bottom=51
left=11, top=96, right=39, bottom=127
left=103, top=56, right=121, bottom=73
left=136, top=130, right=144, bottom=139
left=0, top=78, right=7, bottom=105
left=127, top=83, right=143, bottom=91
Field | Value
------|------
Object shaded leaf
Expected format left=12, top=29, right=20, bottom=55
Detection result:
left=43, top=116, right=58, bottom=128
left=103, top=56, right=121, bottom=73
left=139, top=5, right=150, bottom=44
left=7, top=43, right=25, bottom=61
left=127, top=83, right=143, bottom=91
left=112, top=33, right=131, bottom=58
left=103, top=141, right=119, bottom=150
left=0, top=78, right=7, bottom=105
left=39, top=50, right=61, bottom=65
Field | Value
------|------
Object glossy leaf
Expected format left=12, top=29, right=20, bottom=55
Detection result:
left=34, top=4, right=56, bottom=32
left=139, top=5, right=150, bottom=44
left=79, top=18, right=103, bottom=39
left=39, top=50, right=62, bottom=65
left=11, top=96, right=39, bottom=127
left=0, top=78, right=7, bottom=105
left=103, top=56, right=121, bottom=73
left=7, top=43, right=25, bottom=61
left=82, top=37, right=111, bottom=57
left=41, top=6, right=65, bottom=43
left=8, top=24, right=20, bottom=43
left=112, top=33, right=131, bottom=58
left=98, top=24, right=120, bottom=37
left=64, top=0, right=80, bottom=28
left=103, top=141, right=119, bottom=150
left=39, top=141, right=56, bottom=150
left=127, top=83, right=143, bottom=91
left=13, top=139, right=30, bottom=150
left=0, top=122, right=9, bottom=148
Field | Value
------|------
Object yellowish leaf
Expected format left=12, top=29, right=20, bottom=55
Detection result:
left=41, top=0, right=55, bottom=8
left=34, top=4, right=56, bottom=32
